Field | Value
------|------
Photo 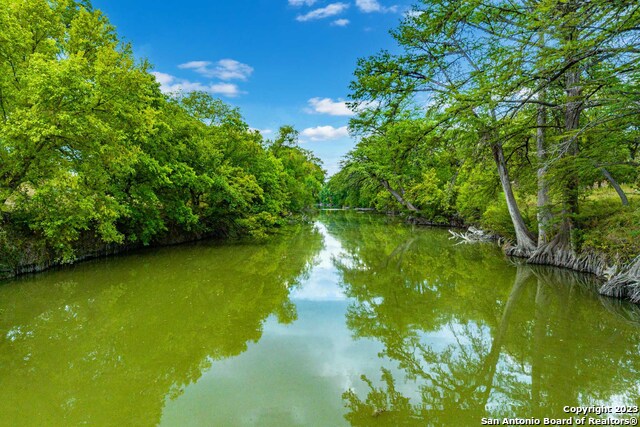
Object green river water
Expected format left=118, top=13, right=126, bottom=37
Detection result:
left=1, top=211, right=639, bottom=426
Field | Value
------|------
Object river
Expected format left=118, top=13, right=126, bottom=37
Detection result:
left=1, top=211, right=639, bottom=426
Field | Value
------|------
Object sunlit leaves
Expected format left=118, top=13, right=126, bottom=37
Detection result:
left=0, top=0, right=325, bottom=262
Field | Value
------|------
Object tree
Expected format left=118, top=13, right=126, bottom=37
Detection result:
left=0, top=0, right=326, bottom=265
left=269, top=126, right=326, bottom=213
left=346, top=0, right=640, bottom=267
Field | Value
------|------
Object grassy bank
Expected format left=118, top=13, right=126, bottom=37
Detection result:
left=475, top=186, right=639, bottom=264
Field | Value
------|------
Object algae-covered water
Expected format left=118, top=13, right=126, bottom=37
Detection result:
left=1, top=211, right=639, bottom=426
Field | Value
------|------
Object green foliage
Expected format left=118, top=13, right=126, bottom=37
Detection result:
left=406, top=169, right=450, bottom=221
left=578, top=189, right=640, bottom=262
left=322, top=166, right=381, bottom=208
left=0, top=0, right=325, bottom=263
left=479, top=195, right=538, bottom=240
left=337, top=0, right=640, bottom=261
left=268, top=126, right=326, bottom=213
left=455, top=164, right=500, bottom=223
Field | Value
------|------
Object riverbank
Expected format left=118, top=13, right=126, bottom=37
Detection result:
left=0, top=215, right=318, bottom=282
left=336, top=193, right=640, bottom=304
left=0, top=227, right=218, bottom=281
left=3, top=204, right=638, bottom=305
left=410, top=197, right=640, bottom=304
left=3, top=210, right=639, bottom=425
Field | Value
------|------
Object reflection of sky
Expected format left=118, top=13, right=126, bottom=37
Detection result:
left=290, top=222, right=346, bottom=302
left=157, top=220, right=539, bottom=426
left=159, top=301, right=402, bottom=427
left=159, top=221, right=418, bottom=426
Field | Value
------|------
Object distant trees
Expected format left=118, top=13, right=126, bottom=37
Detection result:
left=0, top=0, right=324, bottom=264
left=268, top=126, right=325, bottom=214
left=327, top=0, right=640, bottom=267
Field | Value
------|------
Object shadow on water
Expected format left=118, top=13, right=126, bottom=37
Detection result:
left=322, top=211, right=640, bottom=426
left=0, top=223, right=324, bottom=427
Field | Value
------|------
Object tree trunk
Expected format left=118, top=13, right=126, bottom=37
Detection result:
left=600, top=167, right=629, bottom=206
left=478, top=265, right=531, bottom=407
left=379, top=178, right=418, bottom=212
left=490, top=139, right=537, bottom=255
left=528, top=30, right=584, bottom=266
left=557, top=39, right=583, bottom=252
left=536, top=90, right=552, bottom=245
left=564, top=67, right=581, bottom=213
left=531, top=278, right=549, bottom=418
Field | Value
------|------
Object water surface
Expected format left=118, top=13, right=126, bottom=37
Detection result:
left=1, top=211, right=639, bottom=426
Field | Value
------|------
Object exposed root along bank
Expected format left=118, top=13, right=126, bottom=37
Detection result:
left=600, top=256, right=640, bottom=303
left=452, top=227, right=640, bottom=304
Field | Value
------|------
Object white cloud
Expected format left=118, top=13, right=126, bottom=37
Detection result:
left=151, top=71, right=175, bottom=87
left=288, top=0, right=317, bottom=5
left=207, top=83, right=242, bottom=97
left=301, top=125, right=349, bottom=141
left=296, top=3, right=349, bottom=21
left=355, top=0, right=397, bottom=13
left=176, top=60, right=209, bottom=71
left=331, top=18, right=350, bottom=26
left=307, top=97, right=354, bottom=116
left=151, top=72, right=242, bottom=97
left=178, top=59, right=254, bottom=81
left=356, top=0, right=380, bottom=12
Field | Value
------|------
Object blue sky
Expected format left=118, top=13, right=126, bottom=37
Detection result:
left=92, top=0, right=414, bottom=175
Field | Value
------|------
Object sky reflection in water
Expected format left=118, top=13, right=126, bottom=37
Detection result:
left=1, top=211, right=640, bottom=426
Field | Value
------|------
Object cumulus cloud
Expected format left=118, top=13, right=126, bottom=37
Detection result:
left=355, top=0, right=397, bottom=13
left=296, top=3, right=349, bottom=21
left=178, top=59, right=254, bottom=81
left=331, top=18, right=350, bottom=26
left=151, top=71, right=175, bottom=87
left=206, top=83, right=242, bottom=97
left=301, top=125, right=349, bottom=141
left=151, top=72, right=242, bottom=97
left=307, top=97, right=354, bottom=116
left=288, top=0, right=317, bottom=5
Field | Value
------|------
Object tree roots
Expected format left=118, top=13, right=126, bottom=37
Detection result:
left=452, top=228, right=640, bottom=304
left=600, top=256, right=640, bottom=303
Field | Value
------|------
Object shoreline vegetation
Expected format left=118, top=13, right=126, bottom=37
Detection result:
left=321, top=0, right=640, bottom=303
left=0, top=1, right=324, bottom=278
left=1, top=0, right=639, bottom=303
left=326, top=205, right=640, bottom=303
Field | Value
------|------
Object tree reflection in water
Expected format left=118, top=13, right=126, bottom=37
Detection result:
left=325, top=212, right=640, bottom=426
left=0, top=223, right=323, bottom=427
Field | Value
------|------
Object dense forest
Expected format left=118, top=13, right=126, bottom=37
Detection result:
left=0, top=0, right=324, bottom=275
left=323, top=0, right=640, bottom=298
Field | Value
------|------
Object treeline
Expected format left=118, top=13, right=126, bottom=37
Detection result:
left=0, top=0, right=324, bottom=268
left=324, top=1, right=639, bottom=276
